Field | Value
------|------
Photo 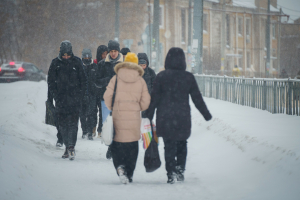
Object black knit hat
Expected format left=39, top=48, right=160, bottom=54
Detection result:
left=120, top=48, right=131, bottom=56
left=82, top=48, right=92, bottom=58
left=60, top=40, right=73, bottom=55
left=108, top=40, right=120, bottom=52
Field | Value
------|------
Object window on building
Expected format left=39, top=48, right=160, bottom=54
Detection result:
left=247, top=51, right=251, bottom=69
left=238, top=17, right=243, bottom=36
left=181, top=8, right=186, bottom=43
left=238, top=50, right=243, bottom=68
left=246, top=19, right=251, bottom=36
left=272, top=24, right=276, bottom=39
left=159, top=5, right=164, bottom=28
left=203, top=13, right=208, bottom=32
left=226, top=14, right=230, bottom=46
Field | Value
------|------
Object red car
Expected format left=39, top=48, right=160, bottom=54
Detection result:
left=0, top=61, right=46, bottom=82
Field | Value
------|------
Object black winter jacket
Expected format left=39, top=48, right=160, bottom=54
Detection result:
left=95, top=54, right=123, bottom=100
left=83, top=62, right=98, bottom=96
left=48, top=55, right=87, bottom=114
left=146, top=47, right=212, bottom=141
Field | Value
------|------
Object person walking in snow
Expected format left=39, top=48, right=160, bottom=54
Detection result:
left=92, top=45, right=108, bottom=138
left=137, top=53, right=156, bottom=118
left=48, top=40, right=86, bottom=160
left=145, top=47, right=212, bottom=184
left=96, top=40, right=123, bottom=160
left=103, top=52, right=150, bottom=184
left=79, top=48, right=98, bottom=140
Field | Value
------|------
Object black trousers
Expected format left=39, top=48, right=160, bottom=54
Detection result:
left=111, top=141, right=139, bottom=179
left=58, top=112, right=79, bottom=148
left=96, top=96, right=103, bottom=133
left=163, top=139, right=187, bottom=175
left=79, top=95, right=97, bottom=136
left=56, top=126, right=63, bottom=142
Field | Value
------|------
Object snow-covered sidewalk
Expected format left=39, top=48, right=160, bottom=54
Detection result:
left=0, top=81, right=299, bottom=200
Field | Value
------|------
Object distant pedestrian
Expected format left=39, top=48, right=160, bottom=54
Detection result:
left=48, top=40, right=86, bottom=160
left=96, top=40, right=123, bottom=159
left=120, top=47, right=130, bottom=60
left=137, top=53, right=156, bottom=118
left=146, top=47, right=212, bottom=183
left=94, top=45, right=108, bottom=64
left=104, top=52, right=150, bottom=184
left=79, top=48, right=98, bottom=140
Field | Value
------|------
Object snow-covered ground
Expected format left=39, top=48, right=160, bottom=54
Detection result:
left=0, top=81, right=299, bottom=200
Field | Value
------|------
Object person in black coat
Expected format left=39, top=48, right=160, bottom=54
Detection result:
left=95, top=40, right=123, bottom=159
left=80, top=48, right=98, bottom=140
left=145, top=47, right=212, bottom=184
left=137, top=53, right=156, bottom=118
left=48, top=40, right=87, bottom=160
left=93, top=45, right=108, bottom=137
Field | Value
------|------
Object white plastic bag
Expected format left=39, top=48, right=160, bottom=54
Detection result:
left=101, top=112, right=114, bottom=146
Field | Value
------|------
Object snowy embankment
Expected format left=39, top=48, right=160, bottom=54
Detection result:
left=0, top=81, right=299, bottom=200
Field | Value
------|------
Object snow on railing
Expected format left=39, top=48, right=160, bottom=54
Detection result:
left=194, top=74, right=300, bottom=116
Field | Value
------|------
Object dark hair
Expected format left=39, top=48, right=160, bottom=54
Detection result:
left=165, top=47, right=186, bottom=70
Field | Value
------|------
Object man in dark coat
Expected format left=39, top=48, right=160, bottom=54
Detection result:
left=96, top=40, right=123, bottom=159
left=146, top=47, right=212, bottom=184
left=80, top=48, right=98, bottom=140
left=94, top=45, right=108, bottom=64
left=48, top=40, right=87, bottom=160
left=137, top=53, right=156, bottom=118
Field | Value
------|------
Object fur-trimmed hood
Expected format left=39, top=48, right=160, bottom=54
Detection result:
left=114, top=62, right=144, bottom=83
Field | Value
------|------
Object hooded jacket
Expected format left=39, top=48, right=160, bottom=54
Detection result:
left=94, top=45, right=108, bottom=64
left=145, top=47, right=212, bottom=141
left=95, top=53, right=123, bottom=100
left=103, top=62, right=150, bottom=142
left=47, top=54, right=86, bottom=114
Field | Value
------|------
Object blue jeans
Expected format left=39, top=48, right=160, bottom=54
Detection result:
left=101, top=101, right=111, bottom=123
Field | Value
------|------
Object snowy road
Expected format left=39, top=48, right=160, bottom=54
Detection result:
left=0, top=81, right=299, bottom=200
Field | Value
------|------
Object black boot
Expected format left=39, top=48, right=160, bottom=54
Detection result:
left=175, top=166, right=185, bottom=182
left=167, top=173, right=176, bottom=184
left=82, top=133, right=87, bottom=139
left=62, top=148, right=69, bottom=159
left=106, top=146, right=112, bottom=160
left=68, top=146, right=75, bottom=160
left=88, top=134, right=93, bottom=140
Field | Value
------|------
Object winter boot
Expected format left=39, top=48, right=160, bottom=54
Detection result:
left=128, top=176, right=133, bottom=183
left=62, top=148, right=69, bottom=159
left=88, top=134, right=93, bottom=140
left=117, top=165, right=129, bottom=184
left=97, top=132, right=102, bottom=138
left=82, top=133, right=87, bottom=139
left=92, top=127, right=96, bottom=137
left=175, top=166, right=185, bottom=182
left=167, top=173, right=176, bottom=184
left=68, top=146, right=76, bottom=161
left=106, top=146, right=112, bottom=160
left=56, top=139, right=63, bottom=147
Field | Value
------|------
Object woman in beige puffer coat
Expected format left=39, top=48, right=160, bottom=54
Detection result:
left=104, top=58, right=150, bottom=184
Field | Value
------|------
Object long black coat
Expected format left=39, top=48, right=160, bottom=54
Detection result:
left=146, top=48, right=212, bottom=141
left=48, top=55, right=86, bottom=114
left=83, top=62, right=98, bottom=96
left=95, top=54, right=123, bottom=100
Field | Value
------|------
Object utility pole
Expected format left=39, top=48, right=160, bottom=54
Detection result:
left=221, top=0, right=226, bottom=75
left=266, top=0, right=271, bottom=77
left=115, top=0, right=120, bottom=41
left=188, top=0, right=192, bottom=48
left=193, top=0, right=203, bottom=74
left=148, top=0, right=152, bottom=67
left=153, top=0, right=160, bottom=72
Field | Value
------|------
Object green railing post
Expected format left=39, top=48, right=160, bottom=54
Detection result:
left=263, top=80, right=267, bottom=110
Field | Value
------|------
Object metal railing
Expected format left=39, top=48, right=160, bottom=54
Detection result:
left=194, top=75, right=300, bottom=116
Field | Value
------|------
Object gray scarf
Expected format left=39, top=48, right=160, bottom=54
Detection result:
left=109, top=54, right=121, bottom=65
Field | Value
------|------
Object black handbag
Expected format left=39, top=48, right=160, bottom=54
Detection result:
left=144, top=121, right=161, bottom=172
left=45, top=100, right=56, bottom=127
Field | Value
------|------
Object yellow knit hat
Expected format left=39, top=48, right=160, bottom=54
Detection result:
left=124, top=52, right=138, bottom=64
